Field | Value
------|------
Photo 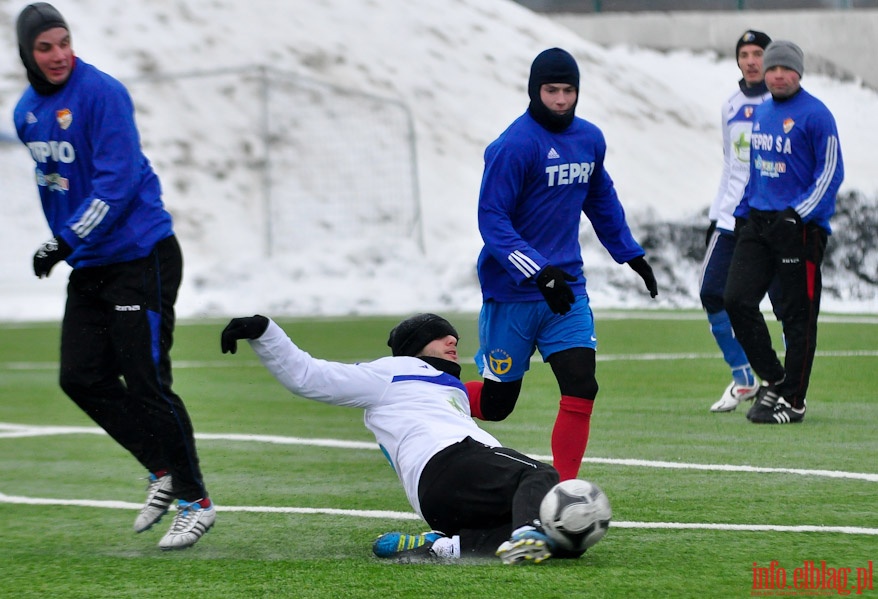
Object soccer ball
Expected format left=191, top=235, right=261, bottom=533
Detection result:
left=539, top=479, right=612, bottom=553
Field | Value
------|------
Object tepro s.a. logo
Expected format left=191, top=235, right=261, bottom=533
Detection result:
left=545, top=161, right=594, bottom=187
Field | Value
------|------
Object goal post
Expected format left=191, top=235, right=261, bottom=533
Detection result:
left=122, top=65, right=422, bottom=261
left=260, top=67, right=423, bottom=256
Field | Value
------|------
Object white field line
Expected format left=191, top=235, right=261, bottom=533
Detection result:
left=1, top=421, right=877, bottom=535
left=2, top=422, right=877, bottom=483
left=3, top=348, right=878, bottom=371
left=0, top=491, right=420, bottom=521
left=592, top=312, right=878, bottom=324
left=0, top=491, right=875, bottom=535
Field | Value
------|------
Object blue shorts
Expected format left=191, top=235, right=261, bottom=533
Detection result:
left=475, top=296, right=596, bottom=382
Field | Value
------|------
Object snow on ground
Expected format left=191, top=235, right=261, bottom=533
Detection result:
left=1, top=0, right=875, bottom=321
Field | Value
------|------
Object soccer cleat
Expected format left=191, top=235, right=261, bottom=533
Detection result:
left=746, top=383, right=781, bottom=421
left=710, top=380, right=760, bottom=412
left=158, top=498, right=216, bottom=550
left=134, top=472, right=175, bottom=532
left=495, top=527, right=555, bottom=565
left=750, top=397, right=806, bottom=424
left=372, top=531, right=444, bottom=558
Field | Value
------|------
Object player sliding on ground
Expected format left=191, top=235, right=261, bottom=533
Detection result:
left=221, top=313, right=585, bottom=563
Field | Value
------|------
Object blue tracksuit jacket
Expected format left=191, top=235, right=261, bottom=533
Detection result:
left=477, top=111, right=644, bottom=303
left=735, top=87, right=843, bottom=234
left=14, top=58, right=173, bottom=268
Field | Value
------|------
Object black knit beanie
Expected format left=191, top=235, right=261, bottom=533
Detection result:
left=17, top=2, right=70, bottom=95
left=387, top=314, right=459, bottom=357
left=735, top=30, right=772, bottom=56
left=527, top=47, right=579, bottom=133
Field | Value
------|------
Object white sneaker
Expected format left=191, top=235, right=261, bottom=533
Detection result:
left=158, top=499, right=216, bottom=550
left=134, top=473, right=175, bottom=532
left=710, top=380, right=760, bottom=412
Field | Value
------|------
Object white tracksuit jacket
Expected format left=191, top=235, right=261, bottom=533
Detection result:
left=248, top=319, right=501, bottom=517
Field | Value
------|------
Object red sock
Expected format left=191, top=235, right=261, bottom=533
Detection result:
left=464, top=380, right=485, bottom=420
left=551, top=395, right=594, bottom=481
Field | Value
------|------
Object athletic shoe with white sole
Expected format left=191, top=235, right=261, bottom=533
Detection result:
left=134, top=472, right=175, bottom=532
left=158, top=498, right=216, bottom=550
left=746, top=383, right=781, bottom=421
left=750, top=397, right=806, bottom=424
left=495, top=526, right=555, bottom=565
left=710, top=380, right=761, bottom=412
left=372, top=531, right=445, bottom=558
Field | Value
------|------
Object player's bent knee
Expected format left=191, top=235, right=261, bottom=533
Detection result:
left=548, top=348, right=598, bottom=399
left=59, top=371, right=87, bottom=399
left=555, top=369, right=599, bottom=399
left=700, top=292, right=724, bottom=314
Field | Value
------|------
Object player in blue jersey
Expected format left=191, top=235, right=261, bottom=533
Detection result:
left=466, top=48, right=658, bottom=481
left=725, top=41, right=844, bottom=424
left=702, top=30, right=782, bottom=413
left=14, top=3, right=214, bottom=548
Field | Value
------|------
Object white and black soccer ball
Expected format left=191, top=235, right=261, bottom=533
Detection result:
left=539, top=479, right=612, bottom=553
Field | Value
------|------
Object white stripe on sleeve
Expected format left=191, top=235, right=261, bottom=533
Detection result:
left=508, top=250, right=540, bottom=277
left=797, top=135, right=838, bottom=218
left=71, top=199, right=109, bottom=238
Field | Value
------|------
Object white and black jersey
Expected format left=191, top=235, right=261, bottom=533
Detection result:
left=708, top=80, right=770, bottom=232
left=249, top=319, right=560, bottom=554
left=249, top=319, right=501, bottom=518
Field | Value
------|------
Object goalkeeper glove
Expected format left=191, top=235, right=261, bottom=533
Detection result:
left=221, top=315, right=270, bottom=354
left=33, top=236, right=72, bottom=278
left=627, top=256, right=658, bottom=298
left=536, top=265, right=577, bottom=315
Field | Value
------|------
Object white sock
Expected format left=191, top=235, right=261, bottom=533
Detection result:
left=430, top=535, right=460, bottom=558
left=511, top=524, right=536, bottom=537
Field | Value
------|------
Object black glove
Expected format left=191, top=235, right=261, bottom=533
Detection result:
left=221, top=315, right=270, bottom=354
left=705, top=220, right=717, bottom=247
left=771, top=207, right=802, bottom=237
left=536, top=265, right=576, bottom=315
left=627, top=256, right=658, bottom=298
left=734, top=217, right=747, bottom=238
left=33, top=236, right=72, bottom=278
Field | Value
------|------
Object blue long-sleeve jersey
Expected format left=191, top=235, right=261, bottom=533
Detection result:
left=477, top=111, right=644, bottom=302
left=735, top=87, right=843, bottom=234
left=14, top=58, right=173, bottom=268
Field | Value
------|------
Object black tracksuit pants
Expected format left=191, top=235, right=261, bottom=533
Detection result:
left=58, top=235, right=208, bottom=501
left=724, top=210, right=828, bottom=408
left=417, top=436, right=559, bottom=556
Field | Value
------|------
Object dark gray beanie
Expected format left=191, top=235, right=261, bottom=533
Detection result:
left=387, top=314, right=459, bottom=357
left=16, top=3, right=69, bottom=94
left=763, top=40, right=804, bottom=76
